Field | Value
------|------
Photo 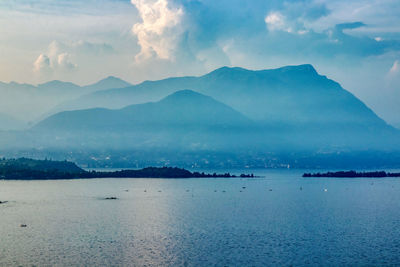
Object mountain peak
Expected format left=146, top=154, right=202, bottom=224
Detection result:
left=159, top=90, right=213, bottom=105
left=165, top=89, right=205, bottom=98
left=277, top=64, right=318, bottom=75
left=204, top=64, right=318, bottom=79
left=109, top=75, right=121, bottom=79
left=38, top=80, right=80, bottom=89
left=102, top=76, right=124, bottom=82
left=88, top=76, right=131, bottom=90
left=207, top=66, right=249, bottom=75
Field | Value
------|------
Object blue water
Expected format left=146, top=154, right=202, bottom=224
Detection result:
left=1, top=169, right=400, bottom=266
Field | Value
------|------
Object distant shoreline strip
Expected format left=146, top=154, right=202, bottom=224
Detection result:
left=303, top=170, right=400, bottom=178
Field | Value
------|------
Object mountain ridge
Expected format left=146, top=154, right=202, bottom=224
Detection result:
left=1, top=65, right=399, bottom=168
left=0, top=76, right=132, bottom=123
left=51, top=64, right=390, bottom=128
left=34, top=90, right=253, bottom=132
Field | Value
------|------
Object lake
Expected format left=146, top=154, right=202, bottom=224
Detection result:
left=1, top=169, right=400, bottom=266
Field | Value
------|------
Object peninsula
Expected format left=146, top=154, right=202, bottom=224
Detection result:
left=0, top=158, right=254, bottom=180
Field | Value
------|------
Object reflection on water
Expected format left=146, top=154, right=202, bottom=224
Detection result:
left=1, top=169, right=400, bottom=266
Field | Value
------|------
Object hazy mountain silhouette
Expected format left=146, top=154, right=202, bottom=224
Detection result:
left=35, top=90, right=252, bottom=131
left=84, top=76, right=131, bottom=92
left=31, top=90, right=255, bottom=150
left=1, top=65, right=399, bottom=168
left=0, top=77, right=131, bottom=122
left=52, top=65, right=390, bottom=129
left=37, top=80, right=81, bottom=93
left=0, top=112, right=25, bottom=130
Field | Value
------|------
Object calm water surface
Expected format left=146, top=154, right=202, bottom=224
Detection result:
left=1, top=169, right=400, bottom=266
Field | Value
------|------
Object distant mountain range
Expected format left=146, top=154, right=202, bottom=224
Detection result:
left=0, top=76, right=131, bottom=123
left=0, top=113, right=25, bottom=131
left=37, top=65, right=398, bottom=149
left=31, top=90, right=256, bottom=150
left=35, top=90, right=252, bottom=131
left=0, top=65, right=399, bottom=168
left=50, top=65, right=387, bottom=127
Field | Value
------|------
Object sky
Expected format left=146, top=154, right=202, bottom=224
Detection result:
left=0, top=0, right=399, bottom=125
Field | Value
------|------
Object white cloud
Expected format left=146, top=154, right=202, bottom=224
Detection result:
left=265, top=11, right=287, bottom=32
left=57, top=53, right=77, bottom=70
left=33, top=54, right=51, bottom=72
left=385, top=59, right=400, bottom=90
left=131, top=0, right=184, bottom=61
left=47, top=41, right=66, bottom=67
left=297, top=29, right=309, bottom=35
left=306, top=0, right=400, bottom=34
left=264, top=11, right=304, bottom=34
left=389, top=60, right=399, bottom=75
left=33, top=41, right=77, bottom=74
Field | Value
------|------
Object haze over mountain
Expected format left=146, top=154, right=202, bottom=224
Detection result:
left=36, top=90, right=251, bottom=131
left=1, top=65, right=399, bottom=168
left=0, top=112, right=25, bottom=131
left=81, top=76, right=131, bottom=93
left=52, top=65, right=390, bottom=128
left=0, top=76, right=131, bottom=122
left=31, top=90, right=255, bottom=150
left=29, top=73, right=400, bottom=153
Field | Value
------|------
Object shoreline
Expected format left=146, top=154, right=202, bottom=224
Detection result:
left=303, top=170, right=400, bottom=178
left=0, top=158, right=255, bottom=180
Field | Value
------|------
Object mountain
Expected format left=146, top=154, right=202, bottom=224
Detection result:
left=47, top=65, right=399, bottom=150
left=35, top=90, right=251, bottom=131
left=31, top=90, right=254, bottom=150
left=0, top=77, right=131, bottom=122
left=37, top=80, right=81, bottom=93
left=83, top=76, right=131, bottom=92
left=53, top=65, right=389, bottom=128
left=0, top=112, right=25, bottom=130
left=1, top=65, right=400, bottom=168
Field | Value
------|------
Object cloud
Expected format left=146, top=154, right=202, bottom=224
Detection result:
left=33, top=54, right=51, bottom=73
left=284, top=1, right=330, bottom=21
left=265, top=12, right=290, bottom=32
left=131, top=0, right=184, bottom=61
left=389, top=60, right=400, bottom=75
left=47, top=41, right=78, bottom=71
left=335, top=21, right=366, bottom=31
left=33, top=41, right=77, bottom=74
left=309, top=0, right=400, bottom=34
left=32, top=39, right=116, bottom=75
left=72, top=41, right=114, bottom=54
left=57, top=53, right=77, bottom=70
left=48, top=40, right=65, bottom=60
left=126, top=0, right=400, bottom=75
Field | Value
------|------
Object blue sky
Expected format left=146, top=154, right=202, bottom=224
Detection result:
left=0, top=0, right=399, bottom=125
